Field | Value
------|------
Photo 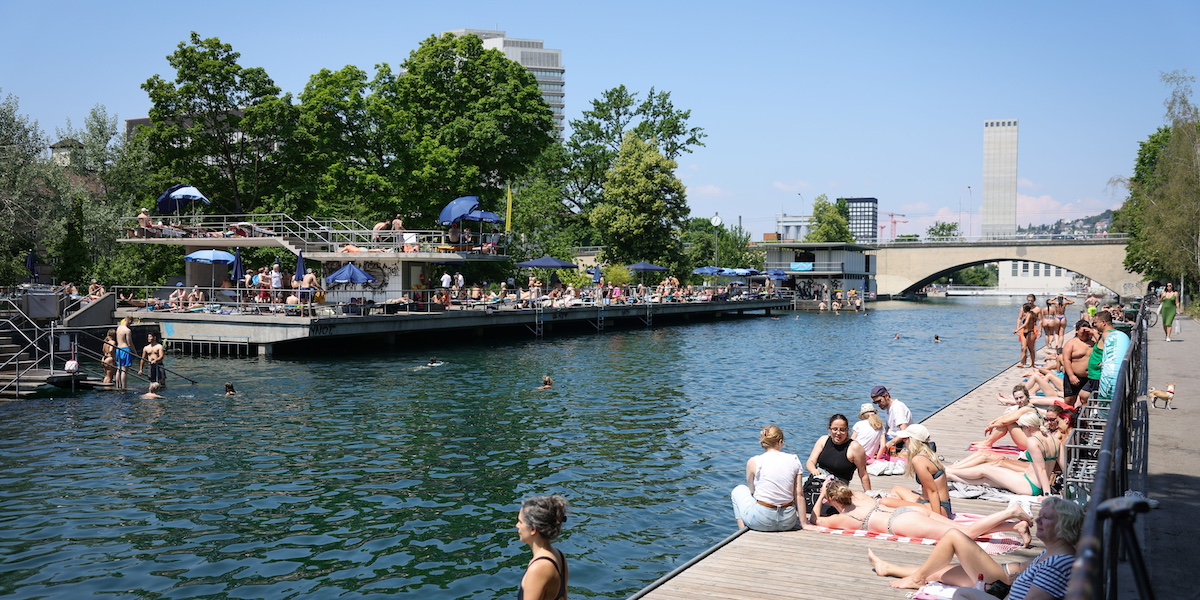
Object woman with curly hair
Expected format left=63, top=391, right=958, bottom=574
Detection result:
left=516, top=495, right=570, bottom=600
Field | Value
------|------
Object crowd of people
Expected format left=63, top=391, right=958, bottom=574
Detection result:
left=726, top=325, right=1125, bottom=600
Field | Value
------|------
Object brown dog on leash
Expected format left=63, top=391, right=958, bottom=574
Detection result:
left=1149, top=383, right=1176, bottom=409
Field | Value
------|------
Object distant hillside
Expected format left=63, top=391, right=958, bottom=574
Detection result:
left=1017, top=209, right=1113, bottom=235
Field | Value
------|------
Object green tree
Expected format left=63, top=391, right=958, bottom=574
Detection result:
left=804, top=194, right=854, bottom=243
left=564, top=85, right=705, bottom=211
left=590, top=135, right=688, bottom=269
left=1111, top=127, right=1171, bottom=279
left=383, top=32, right=556, bottom=224
left=142, top=32, right=288, bottom=214
left=926, top=221, right=962, bottom=239
left=51, top=197, right=90, bottom=283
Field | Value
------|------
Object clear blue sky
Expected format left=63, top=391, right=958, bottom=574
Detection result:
left=3, top=1, right=1197, bottom=238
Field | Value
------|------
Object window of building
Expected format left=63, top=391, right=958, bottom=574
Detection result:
left=1022, top=262, right=1029, bottom=275
left=1034, top=263, right=1040, bottom=276
left=1012, top=262, right=1018, bottom=276
left=1055, top=267, right=1063, bottom=277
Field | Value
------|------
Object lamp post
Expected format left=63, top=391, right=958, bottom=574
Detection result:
left=711, top=213, right=722, bottom=267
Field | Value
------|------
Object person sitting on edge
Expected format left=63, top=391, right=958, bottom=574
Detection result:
left=871, top=386, right=912, bottom=460
left=852, top=403, right=885, bottom=460
left=976, top=385, right=1041, bottom=450
left=731, top=425, right=803, bottom=532
left=805, top=413, right=871, bottom=516
left=887, top=424, right=954, bottom=518
left=87, top=279, right=106, bottom=301
left=168, top=283, right=186, bottom=310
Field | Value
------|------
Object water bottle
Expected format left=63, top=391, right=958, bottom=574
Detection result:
left=974, top=573, right=986, bottom=590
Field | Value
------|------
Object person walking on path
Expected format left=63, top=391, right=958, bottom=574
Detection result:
left=1159, top=282, right=1181, bottom=341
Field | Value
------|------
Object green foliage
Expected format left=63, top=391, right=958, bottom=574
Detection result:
left=564, top=85, right=705, bottom=211
left=590, top=135, right=688, bottom=271
left=142, top=32, right=286, bottom=214
left=1115, top=71, right=1200, bottom=287
left=804, top=194, right=854, bottom=243
left=555, top=268, right=591, bottom=290
left=51, top=197, right=91, bottom=283
left=602, top=264, right=633, bottom=287
left=926, top=221, right=962, bottom=239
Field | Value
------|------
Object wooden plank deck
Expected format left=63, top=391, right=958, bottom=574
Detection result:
left=636, top=359, right=1051, bottom=600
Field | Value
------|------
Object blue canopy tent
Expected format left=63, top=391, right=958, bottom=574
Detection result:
left=294, top=252, right=306, bottom=288
left=325, top=263, right=376, bottom=286
left=156, top=184, right=211, bottom=215
left=438, top=196, right=480, bottom=227
left=516, top=256, right=577, bottom=270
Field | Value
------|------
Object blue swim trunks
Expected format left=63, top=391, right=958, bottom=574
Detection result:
left=115, top=347, right=133, bottom=368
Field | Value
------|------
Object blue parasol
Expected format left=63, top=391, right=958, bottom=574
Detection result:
left=588, top=267, right=602, bottom=284
left=156, top=184, right=211, bottom=214
left=766, top=269, right=789, bottom=281
left=460, top=210, right=502, bottom=223
left=692, top=266, right=721, bottom=276
left=325, top=263, right=376, bottom=286
left=627, top=262, right=669, bottom=273
left=25, top=250, right=38, bottom=283
left=231, top=248, right=245, bottom=283
left=516, top=256, right=577, bottom=269
left=183, top=249, right=236, bottom=264
left=294, top=251, right=306, bottom=287
left=437, top=196, right=480, bottom=226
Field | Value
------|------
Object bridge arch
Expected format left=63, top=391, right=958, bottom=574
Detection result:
left=873, top=240, right=1143, bottom=298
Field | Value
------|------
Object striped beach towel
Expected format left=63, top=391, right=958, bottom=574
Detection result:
left=807, top=514, right=1024, bottom=555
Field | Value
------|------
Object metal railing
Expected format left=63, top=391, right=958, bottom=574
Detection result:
left=1066, top=300, right=1151, bottom=599
left=763, top=261, right=848, bottom=273
left=0, top=298, right=52, bottom=397
left=123, top=213, right=510, bottom=256
left=870, top=232, right=1130, bottom=247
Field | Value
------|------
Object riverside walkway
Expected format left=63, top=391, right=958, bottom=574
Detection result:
left=633, top=318, right=1192, bottom=600
left=1124, top=320, right=1198, bottom=600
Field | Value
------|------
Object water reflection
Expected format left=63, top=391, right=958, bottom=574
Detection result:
left=0, top=299, right=1018, bottom=599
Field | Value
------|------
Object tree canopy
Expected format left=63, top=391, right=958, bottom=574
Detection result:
left=804, top=194, right=854, bottom=243
left=926, top=221, right=962, bottom=239
left=589, top=135, right=688, bottom=268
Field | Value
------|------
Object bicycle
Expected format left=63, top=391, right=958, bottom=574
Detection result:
left=1136, top=295, right=1159, bottom=327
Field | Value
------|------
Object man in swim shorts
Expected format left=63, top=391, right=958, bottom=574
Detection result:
left=1061, top=319, right=1095, bottom=407
left=115, top=318, right=133, bottom=391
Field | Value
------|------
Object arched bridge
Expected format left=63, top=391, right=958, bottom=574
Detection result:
left=873, top=236, right=1143, bottom=298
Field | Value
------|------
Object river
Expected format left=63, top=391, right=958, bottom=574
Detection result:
left=0, top=298, right=1023, bottom=599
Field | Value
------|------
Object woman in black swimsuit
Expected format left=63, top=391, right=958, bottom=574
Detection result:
left=805, top=414, right=871, bottom=515
left=516, top=495, right=569, bottom=600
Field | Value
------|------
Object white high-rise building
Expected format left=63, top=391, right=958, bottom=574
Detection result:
left=447, top=29, right=565, bottom=134
left=982, top=120, right=1018, bottom=238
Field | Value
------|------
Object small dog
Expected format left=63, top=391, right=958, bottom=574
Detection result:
left=1149, top=383, right=1176, bottom=409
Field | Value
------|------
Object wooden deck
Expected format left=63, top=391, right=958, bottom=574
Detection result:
left=635, top=359, right=1051, bottom=600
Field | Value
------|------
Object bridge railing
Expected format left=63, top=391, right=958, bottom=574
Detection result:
left=872, top=232, right=1128, bottom=247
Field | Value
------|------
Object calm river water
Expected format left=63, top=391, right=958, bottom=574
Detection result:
left=0, top=298, right=1023, bottom=599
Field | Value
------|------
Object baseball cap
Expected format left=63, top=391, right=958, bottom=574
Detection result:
left=870, top=385, right=889, bottom=398
left=893, top=423, right=931, bottom=443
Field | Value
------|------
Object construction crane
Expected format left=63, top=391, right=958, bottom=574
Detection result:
left=878, top=225, right=888, bottom=241
left=886, top=213, right=908, bottom=240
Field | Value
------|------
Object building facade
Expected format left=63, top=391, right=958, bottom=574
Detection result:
left=775, top=214, right=812, bottom=241
left=841, top=197, right=879, bottom=243
left=448, top=29, right=565, bottom=135
left=996, top=260, right=1087, bottom=295
left=982, top=120, right=1018, bottom=238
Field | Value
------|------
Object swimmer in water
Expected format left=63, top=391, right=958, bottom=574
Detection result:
left=428, top=357, right=443, bottom=367
left=142, top=382, right=165, bottom=400
left=933, top=335, right=940, bottom=343
left=538, top=376, right=553, bottom=390
left=224, top=382, right=236, bottom=396
left=895, top=333, right=901, bottom=340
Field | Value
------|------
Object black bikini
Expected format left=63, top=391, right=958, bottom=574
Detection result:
left=517, top=550, right=566, bottom=600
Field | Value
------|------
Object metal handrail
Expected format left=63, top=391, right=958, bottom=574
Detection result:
left=69, top=328, right=199, bottom=385
left=1066, top=302, right=1150, bottom=599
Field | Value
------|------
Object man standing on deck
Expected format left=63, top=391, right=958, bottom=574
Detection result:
left=441, top=270, right=452, bottom=290
left=138, top=332, right=166, bottom=387
left=1093, top=310, right=1130, bottom=400
left=114, top=318, right=133, bottom=391
left=871, top=385, right=911, bottom=460
left=270, top=264, right=283, bottom=302
left=1061, top=319, right=1095, bottom=408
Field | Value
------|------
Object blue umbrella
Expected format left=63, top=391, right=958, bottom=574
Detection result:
left=437, top=196, right=480, bottom=226
left=460, top=210, right=502, bottom=223
left=766, top=269, right=789, bottom=281
left=25, top=250, right=38, bottom=283
left=294, top=251, right=306, bottom=287
left=156, top=184, right=211, bottom=214
left=692, top=266, right=721, bottom=276
left=325, top=263, right=376, bottom=286
left=588, top=267, right=602, bottom=284
left=183, top=250, right=236, bottom=264
left=231, top=248, right=245, bottom=283
left=627, top=261, right=669, bottom=273
left=516, top=256, right=577, bottom=269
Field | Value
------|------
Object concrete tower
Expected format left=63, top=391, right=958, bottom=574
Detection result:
left=447, top=29, right=565, bottom=135
left=982, top=120, right=1018, bottom=238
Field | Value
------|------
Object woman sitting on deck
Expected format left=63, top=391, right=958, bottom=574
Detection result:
left=947, top=412, right=1062, bottom=497
left=810, top=480, right=1032, bottom=545
left=976, top=385, right=1042, bottom=450
left=887, top=424, right=954, bottom=518
left=730, top=425, right=803, bottom=532
left=805, top=414, right=871, bottom=515
left=867, top=497, right=1082, bottom=598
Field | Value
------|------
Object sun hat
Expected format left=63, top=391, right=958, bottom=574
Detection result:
left=859, top=403, right=877, bottom=415
left=893, top=423, right=931, bottom=443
